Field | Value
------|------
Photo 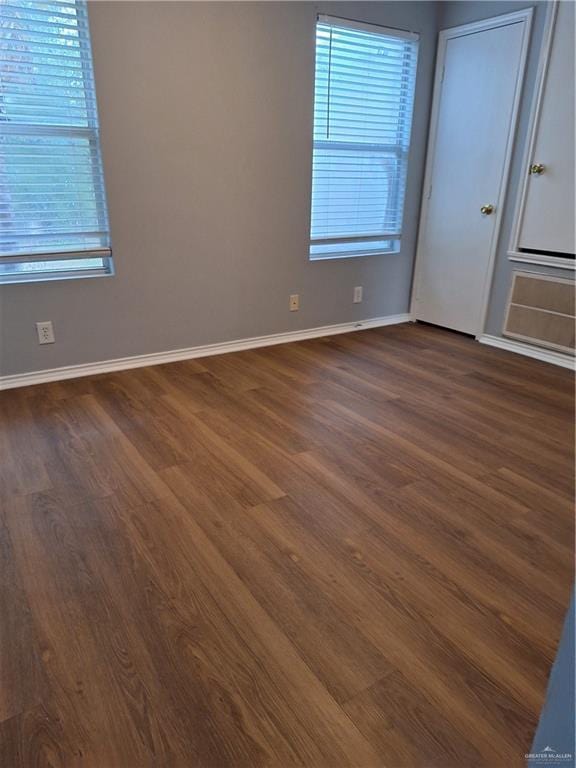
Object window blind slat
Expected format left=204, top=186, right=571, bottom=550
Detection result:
left=0, top=51, right=88, bottom=68
left=309, top=18, right=418, bottom=260
left=1, top=5, right=82, bottom=25
left=0, top=0, right=111, bottom=281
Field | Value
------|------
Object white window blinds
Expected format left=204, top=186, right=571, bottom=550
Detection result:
left=0, top=0, right=111, bottom=282
left=310, top=16, right=419, bottom=260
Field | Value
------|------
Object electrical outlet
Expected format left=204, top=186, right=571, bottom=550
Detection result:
left=36, top=321, right=55, bottom=345
left=353, top=286, right=363, bottom=304
left=289, top=294, right=300, bottom=311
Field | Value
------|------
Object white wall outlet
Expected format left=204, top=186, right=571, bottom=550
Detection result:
left=353, top=286, right=363, bottom=304
left=289, top=294, right=300, bottom=311
left=36, top=321, right=55, bottom=345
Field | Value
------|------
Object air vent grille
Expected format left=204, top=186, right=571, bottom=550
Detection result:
left=504, top=272, right=575, bottom=354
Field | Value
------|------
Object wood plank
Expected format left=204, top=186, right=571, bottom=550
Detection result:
left=0, top=323, right=572, bottom=766
left=161, top=463, right=391, bottom=704
left=108, top=492, right=380, bottom=767
left=0, top=506, right=47, bottom=723
left=240, top=495, right=538, bottom=764
left=343, top=670, right=490, bottom=768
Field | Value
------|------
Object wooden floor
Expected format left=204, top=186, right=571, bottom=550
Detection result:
left=0, top=323, right=573, bottom=768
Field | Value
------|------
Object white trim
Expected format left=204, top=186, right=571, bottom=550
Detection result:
left=411, top=9, right=533, bottom=336
left=478, top=334, right=576, bottom=370
left=509, top=254, right=575, bottom=271
left=507, top=1, right=574, bottom=266
left=506, top=268, right=575, bottom=288
left=0, top=313, right=412, bottom=392
left=436, top=8, right=535, bottom=39
left=317, top=14, right=419, bottom=41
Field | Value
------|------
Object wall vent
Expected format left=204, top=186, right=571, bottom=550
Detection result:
left=504, top=272, right=575, bottom=354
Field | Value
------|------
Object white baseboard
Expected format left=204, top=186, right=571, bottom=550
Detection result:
left=0, top=313, right=412, bottom=391
left=478, top=334, right=576, bottom=370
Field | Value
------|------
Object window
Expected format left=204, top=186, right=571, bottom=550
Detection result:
left=309, top=16, right=418, bottom=260
left=0, top=0, right=111, bottom=283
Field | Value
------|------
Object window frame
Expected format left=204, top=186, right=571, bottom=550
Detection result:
left=309, top=15, right=419, bottom=262
left=0, top=0, right=113, bottom=285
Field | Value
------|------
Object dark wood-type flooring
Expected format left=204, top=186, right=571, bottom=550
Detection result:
left=1, top=323, right=574, bottom=767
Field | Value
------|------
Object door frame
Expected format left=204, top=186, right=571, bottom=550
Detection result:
left=507, top=1, right=575, bottom=271
left=410, top=8, right=533, bottom=337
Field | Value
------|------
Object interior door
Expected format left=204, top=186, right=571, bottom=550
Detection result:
left=414, top=18, right=528, bottom=334
left=518, top=1, right=575, bottom=256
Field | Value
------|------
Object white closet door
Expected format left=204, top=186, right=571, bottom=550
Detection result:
left=519, top=1, right=575, bottom=256
left=414, top=18, right=528, bottom=335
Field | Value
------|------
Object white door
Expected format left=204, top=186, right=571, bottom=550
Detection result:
left=518, top=1, right=575, bottom=256
left=414, top=14, right=530, bottom=335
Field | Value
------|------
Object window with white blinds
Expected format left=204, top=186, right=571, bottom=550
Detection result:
left=310, top=16, right=419, bottom=260
left=0, top=0, right=111, bottom=283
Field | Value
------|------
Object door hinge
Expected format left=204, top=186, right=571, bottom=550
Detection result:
left=441, top=65, right=445, bottom=84
left=427, top=184, right=433, bottom=199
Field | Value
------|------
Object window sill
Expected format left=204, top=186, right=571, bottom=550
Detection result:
left=0, top=265, right=114, bottom=286
left=310, top=248, right=401, bottom=262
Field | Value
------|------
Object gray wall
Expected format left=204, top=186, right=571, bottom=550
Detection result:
left=0, top=1, right=438, bottom=377
left=529, top=591, right=575, bottom=767
left=438, top=0, right=571, bottom=337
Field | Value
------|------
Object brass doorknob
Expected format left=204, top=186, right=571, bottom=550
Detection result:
left=480, top=204, right=494, bottom=215
left=529, top=163, right=545, bottom=175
